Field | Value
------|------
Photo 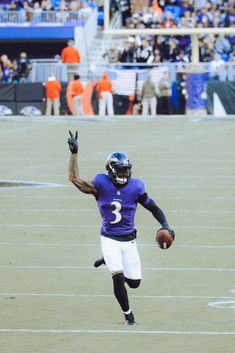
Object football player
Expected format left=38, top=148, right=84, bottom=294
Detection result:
left=68, top=131, right=175, bottom=325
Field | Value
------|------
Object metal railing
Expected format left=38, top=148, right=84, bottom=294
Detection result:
left=29, top=61, right=235, bottom=83
left=0, top=10, right=93, bottom=23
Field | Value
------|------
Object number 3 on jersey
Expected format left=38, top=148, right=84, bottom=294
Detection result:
left=110, top=201, right=122, bottom=224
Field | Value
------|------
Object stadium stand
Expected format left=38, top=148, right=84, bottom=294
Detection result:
left=104, top=0, right=235, bottom=64
left=0, top=0, right=234, bottom=116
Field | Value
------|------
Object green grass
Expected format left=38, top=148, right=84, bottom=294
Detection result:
left=0, top=116, right=235, bottom=353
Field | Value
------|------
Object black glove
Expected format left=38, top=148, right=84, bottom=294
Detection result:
left=68, top=130, right=78, bottom=154
left=158, top=225, right=175, bottom=241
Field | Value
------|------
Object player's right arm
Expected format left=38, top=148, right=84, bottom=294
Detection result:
left=68, top=131, right=98, bottom=197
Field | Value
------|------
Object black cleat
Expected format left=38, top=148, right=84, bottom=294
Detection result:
left=94, top=257, right=105, bottom=268
left=124, top=311, right=136, bottom=325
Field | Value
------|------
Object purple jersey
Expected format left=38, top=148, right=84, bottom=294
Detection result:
left=92, top=173, right=147, bottom=237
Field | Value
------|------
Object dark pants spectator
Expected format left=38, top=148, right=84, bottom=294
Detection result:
left=178, top=94, right=186, bottom=114
left=157, top=96, right=172, bottom=115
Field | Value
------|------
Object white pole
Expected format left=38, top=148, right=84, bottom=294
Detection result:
left=104, top=0, right=109, bottom=31
left=191, top=34, right=199, bottom=64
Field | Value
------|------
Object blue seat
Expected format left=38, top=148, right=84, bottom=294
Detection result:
left=98, top=10, right=104, bottom=26
left=51, top=0, right=61, bottom=10
left=164, top=5, right=182, bottom=23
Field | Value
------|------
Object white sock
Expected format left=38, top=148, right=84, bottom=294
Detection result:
left=123, top=309, right=131, bottom=315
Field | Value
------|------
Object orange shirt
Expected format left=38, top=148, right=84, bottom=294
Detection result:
left=96, top=74, right=112, bottom=94
left=72, top=80, right=84, bottom=96
left=162, top=19, right=175, bottom=28
left=61, top=45, right=81, bottom=63
left=152, top=5, right=163, bottom=17
left=45, top=80, right=62, bottom=99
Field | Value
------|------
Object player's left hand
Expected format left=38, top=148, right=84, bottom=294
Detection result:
left=158, top=226, right=175, bottom=241
left=68, top=130, right=78, bottom=154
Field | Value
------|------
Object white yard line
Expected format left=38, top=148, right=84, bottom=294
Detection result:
left=0, top=265, right=234, bottom=272
left=0, top=293, right=234, bottom=300
left=0, top=195, right=90, bottom=200
left=152, top=185, right=235, bottom=189
left=176, top=244, right=235, bottom=249
left=0, top=242, right=234, bottom=249
left=1, top=185, right=235, bottom=189
left=0, top=242, right=98, bottom=247
left=148, top=175, right=235, bottom=178
left=144, top=267, right=235, bottom=272
left=3, top=172, right=235, bottom=178
left=0, top=224, right=234, bottom=230
left=1, top=195, right=235, bottom=200
left=0, top=328, right=234, bottom=335
left=3, top=208, right=97, bottom=213
left=208, top=300, right=235, bottom=310
left=2, top=208, right=233, bottom=214
left=0, top=156, right=235, bottom=162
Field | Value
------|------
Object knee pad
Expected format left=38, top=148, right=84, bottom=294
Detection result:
left=112, top=272, right=125, bottom=286
left=125, top=278, right=141, bottom=289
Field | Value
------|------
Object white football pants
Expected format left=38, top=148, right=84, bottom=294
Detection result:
left=101, top=236, right=141, bottom=279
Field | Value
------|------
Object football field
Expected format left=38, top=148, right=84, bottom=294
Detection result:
left=0, top=115, right=235, bottom=353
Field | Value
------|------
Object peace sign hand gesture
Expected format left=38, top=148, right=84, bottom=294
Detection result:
left=68, top=130, right=78, bottom=154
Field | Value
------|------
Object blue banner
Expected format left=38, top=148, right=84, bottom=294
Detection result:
left=0, top=23, right=80, bottom=39
left=186, top=73, right=208, bottom=110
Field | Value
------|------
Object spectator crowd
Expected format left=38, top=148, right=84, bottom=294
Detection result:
left=0, top=52, right=31, bottom=83
left=0, top=39, right=82, bottom=83
left=106, top=0, right=235, bottom=64
left=122, top=0, right=235, bottom=30
left=104, top=34, right=235, bottom=65
left=0, top=0, right=96, bottom=22
left=0, top=0, right=234, bottom=77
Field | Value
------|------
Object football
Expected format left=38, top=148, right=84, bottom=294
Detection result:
left=156, top=229, right=173, bottom=249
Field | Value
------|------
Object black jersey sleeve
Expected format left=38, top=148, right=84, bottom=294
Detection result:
left=138, top=193, right=168, bottom=227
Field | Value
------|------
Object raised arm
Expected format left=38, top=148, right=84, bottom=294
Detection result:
left=68, top=131, right=98, bottom=197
